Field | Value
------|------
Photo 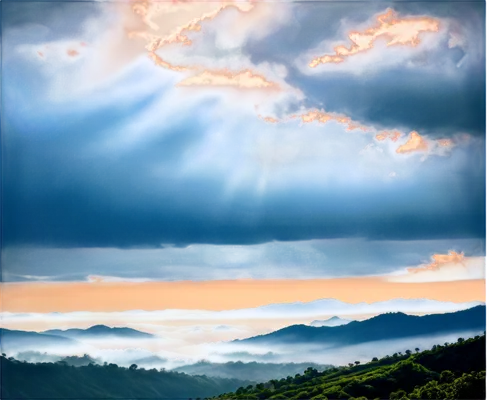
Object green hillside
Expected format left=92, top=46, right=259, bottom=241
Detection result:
left=214, top=334, right=486, bottom=400
left=0, top=356, right=253, bottom=399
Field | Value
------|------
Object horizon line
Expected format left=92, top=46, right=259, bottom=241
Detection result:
left=0, top=297, right=487, bottom=318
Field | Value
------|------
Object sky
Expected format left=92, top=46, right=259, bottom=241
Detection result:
left=0, top=0, right=486, bottom=361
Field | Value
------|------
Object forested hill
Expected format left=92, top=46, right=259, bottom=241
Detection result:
left=173, top=361, right=332, bottom=382
left=215, top=334, right=486, bottom=400
left=0, top=357, right=253, bottom=399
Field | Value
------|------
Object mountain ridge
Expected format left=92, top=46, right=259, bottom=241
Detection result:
left=235, top=305, right=486, bottom=347
left=0, top=328, right=79, bottom=351
left=43, top=324, right=154, bottom=339
left=310, top=316, right=352, bottom=327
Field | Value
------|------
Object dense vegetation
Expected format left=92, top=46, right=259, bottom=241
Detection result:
left=173, top=361, right=332, bottom=382
left=215, top=335, right=486, bottom=400
left=0, top=335, right=486, bottom=399
left=0, top=356, right=253, bottom=399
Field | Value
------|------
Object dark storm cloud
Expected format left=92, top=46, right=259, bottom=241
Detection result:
left=0, top=0, right=485, bottom=250
left=2, top=238, right=485, bottom=282
left=246, top=1, right=485, bottom=136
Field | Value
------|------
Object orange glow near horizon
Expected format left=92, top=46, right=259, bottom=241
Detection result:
left=177, top=69, right=279, bottom=89
left=408, top=251, right=466, bottom=273
left=396, top=131, right=429, bottom=154
left=0, top=277, right=484, bottom=313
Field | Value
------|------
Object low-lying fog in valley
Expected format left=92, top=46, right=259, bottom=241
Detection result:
left=1, top=302, right=484, bottom=368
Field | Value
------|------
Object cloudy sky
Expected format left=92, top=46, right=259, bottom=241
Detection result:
left=0, top=0, right=485, bottom=343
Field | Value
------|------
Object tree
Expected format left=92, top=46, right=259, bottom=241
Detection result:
left=371, top=357, right=379, bottom=362
left=354, top=361, right=360, bottom=366
left=389, top=391, right=407, bottom=400
left=439, top=370, right=454, bottom=384
left=405, top=350, right=412, bottom=356
left=414, top=348, right=420, bottom=353
left=457, top=337, right=465, bottom=343
left=310, top=395, right=327, bottom=400
left=348, top=363, right=354, bottom=367
left=129, top=364, right=138, bottom=371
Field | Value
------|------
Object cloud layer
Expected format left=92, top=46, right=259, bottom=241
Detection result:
left=1, top=0, right=485, bottom=276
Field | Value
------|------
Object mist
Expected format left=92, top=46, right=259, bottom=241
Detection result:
left=2, top=304, right=479, bottom=368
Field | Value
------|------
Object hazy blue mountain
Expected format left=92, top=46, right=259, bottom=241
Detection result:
left=99, top=349, right=154, bottom=364
left=208, top=351, right=283, bottom=362
left=59, top=354, right=98, bottom=367
left=133, top=355, right=188, bottom=369
left=214, top=325, right=231, bottom=331
left=310, top=316, right=352, bottom=327
left=215, top=299, right=484, bottom=317
left=173, top=361, right=332, bottom=381
left=0, top=329, right=78, bottom=351
left=131, top=355, right=169, bottom=368
left=14, top=351, right=97, bottom=367
left=44, top=324, right=154, bottom=339
left=15, top=351, right=63, bottom=364
left=236, top=306, right=486, bottom=346
left=43, top=312, right=67, bottom=317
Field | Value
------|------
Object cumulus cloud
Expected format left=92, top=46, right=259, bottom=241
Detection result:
left=388, top=252, right=485, bottom=283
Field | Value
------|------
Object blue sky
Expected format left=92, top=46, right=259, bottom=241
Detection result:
left=0, top=0, right=485, bottom=282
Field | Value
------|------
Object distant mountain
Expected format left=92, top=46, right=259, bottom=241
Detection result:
left=14, top=351, right=97, bottom=366
left=15, top=351, right=62, bottom=364
left=59, top=354, right=98, bottom=367
left=99, top=349, right=154, bottom=364
left=0, top=329, right=79, bottom=351
left=214, top=325, right=231, bottom=331
left=44, top=325, right=154, bottom=339
left=215, top=299, right=485, bottom=317
left=43, top=312, right=67, bottom=317
left=236, top=305, right=486, bottom=347
left=133, top=355, right=188, bottom=369
left=132, top=355, right=169, bottom=368
left=208, top=351, right=283, bottom=362
left=310, top=316, right=352, bottom=327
